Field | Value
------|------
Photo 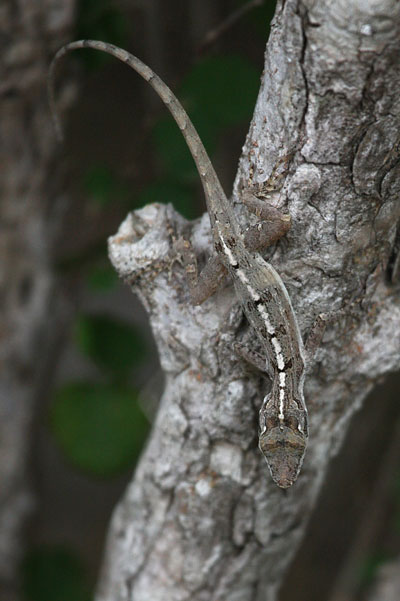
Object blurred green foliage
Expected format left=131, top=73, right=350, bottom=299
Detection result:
left=77, top=51, right=261, bottom=219
left=359, top=552, right=389, bottom=587
left=75, top=0, right=128, bottom=70
left=83, top=164, right=130, bottom=208
left=74, top=314, right=146, bottom=376
left=237, top=0, right=276, bottom=38
left=86, top=262, right=119, bottom=291
left=136, top=180, right=199, bottom=219
left=50, top=313, right=149, bottom=476
left=152, top=116, right=203, bottom=184
left=51, top=309, right=149, bottom=476
left=181, top=55, right=260, bottom=129
left=51, top=382, right=149, bottom=476
left=151, top=55, right=259, bottom=218
left=74, top=5, right=265, bottom=219
left=22, top=546, right=91, bottom=601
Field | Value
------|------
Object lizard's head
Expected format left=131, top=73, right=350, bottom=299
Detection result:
left=258, top=404, right=308, bottom=489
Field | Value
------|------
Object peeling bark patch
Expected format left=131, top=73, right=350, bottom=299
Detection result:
left=195, top=477, right=212, bottom=497
left=210, top=442, right=242, bottom=481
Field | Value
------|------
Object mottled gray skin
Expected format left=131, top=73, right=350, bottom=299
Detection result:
left=48, top=40, right=308, bottom=488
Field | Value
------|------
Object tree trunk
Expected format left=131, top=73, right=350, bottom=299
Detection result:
left=0, top=2, right=76, bottom=598
left=98, top=1, right=400, bottom=599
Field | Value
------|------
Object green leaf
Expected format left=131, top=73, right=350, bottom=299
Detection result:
left=74, top=314, right=147, bottom=375
left=50, top=382, right=149, bottom=476
left=22, top=546, right=91, bottom=601
left=137, top=180, right=200, bottom=219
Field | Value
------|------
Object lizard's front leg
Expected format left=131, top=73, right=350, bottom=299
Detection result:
left=304, top=295, right=362, bottom=372
left=234, top=341, right=274, bottom=379
left=175, top=238, right=227, bottom=305
left=241, top=190, right=291, bottom=252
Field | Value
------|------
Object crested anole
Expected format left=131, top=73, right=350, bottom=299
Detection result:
left=49, top=40, right=326, bottom=488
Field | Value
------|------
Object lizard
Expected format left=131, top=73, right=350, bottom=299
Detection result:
left=48, top=40, right=321, bottom=489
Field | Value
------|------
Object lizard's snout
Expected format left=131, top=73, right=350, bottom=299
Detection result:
left=259, top=424, right=307, bottom=489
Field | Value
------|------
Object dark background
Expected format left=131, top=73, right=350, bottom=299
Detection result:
left=20, top=1, right=400, bottom=600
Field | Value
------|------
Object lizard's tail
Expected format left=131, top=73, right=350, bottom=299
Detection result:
left=48, top=40, right=228, bottom=214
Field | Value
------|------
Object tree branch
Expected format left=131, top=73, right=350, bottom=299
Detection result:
left=0, top=2, right=76, bottom=597
left=99, top=1, right=400, bottom=599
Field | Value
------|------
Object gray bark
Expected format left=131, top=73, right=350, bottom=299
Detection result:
left=0, top=1, right=76, bottom=597
left=99, top=1, right=400, bottom=600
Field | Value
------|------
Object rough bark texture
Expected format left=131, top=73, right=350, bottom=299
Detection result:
left=0, top=2, right=76, bottom=597
left=99, top=1, right=400, bottom=600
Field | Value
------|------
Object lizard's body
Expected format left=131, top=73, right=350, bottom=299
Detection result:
left=49, top=40, right=309, bottom=488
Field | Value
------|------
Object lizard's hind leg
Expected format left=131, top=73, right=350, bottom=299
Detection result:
left=234, top=342, right=271, bottom=376
left=304, top=294, right=363, bottom=372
